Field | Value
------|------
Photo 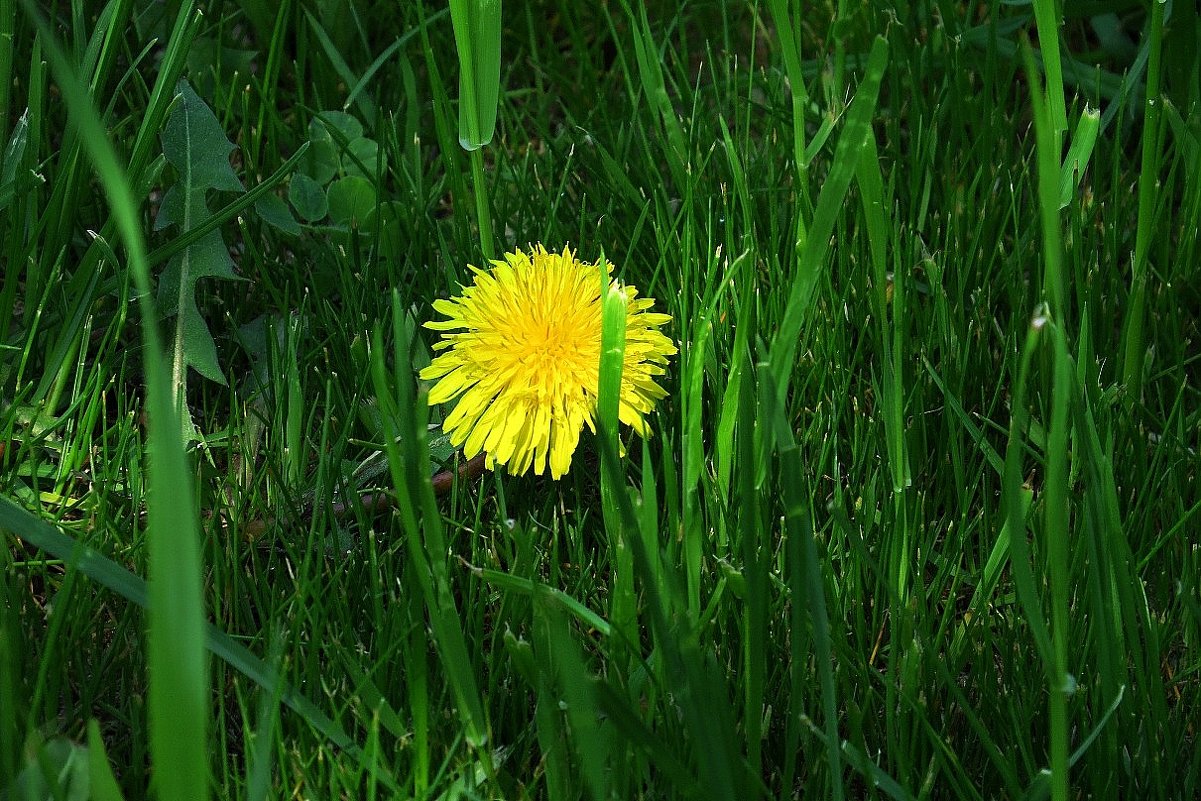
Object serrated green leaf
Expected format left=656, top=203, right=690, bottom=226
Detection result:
left=178, top=300, right=225, bottom=384
left=159, top=82, right=243, bottom=205
left=154, top=79, right=245, bottom=404
left=157, top=230, right=238, bottom=316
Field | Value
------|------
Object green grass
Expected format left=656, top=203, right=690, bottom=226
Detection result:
left=2, top=1, right=1199, bottom=799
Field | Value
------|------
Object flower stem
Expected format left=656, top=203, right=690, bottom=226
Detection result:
left=469, top=147, right=495, bottom=260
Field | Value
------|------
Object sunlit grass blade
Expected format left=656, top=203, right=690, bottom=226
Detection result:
left=21, top=5, right=208, bottom=798
left=448, top=0, right=501, bottom=151
left=1030, top=0, right=1067, bottom=133
left=597, top=259, right=638, bottom=662
left=1059, top=107, right=1100, bottom=209
left=768, top=36, right=887, bottom=400
left=448, top=0, right=500, bottom=259
left=369, top=292, right=490, bottom=755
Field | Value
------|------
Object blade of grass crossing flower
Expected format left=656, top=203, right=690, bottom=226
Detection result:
left=597, top=263, right=636, bottom=660
left=1119, top=0, right=1166, bottom=400
left=594, top=425, right=740, bottom=800
left=769, top=37, right=887, bottom=401
left=21, top=6, right=209, bottom=799
left=371, top=292, right=490, bottom=756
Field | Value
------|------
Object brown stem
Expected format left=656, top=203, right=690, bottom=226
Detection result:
left=241, top=453, right=488, bottom=540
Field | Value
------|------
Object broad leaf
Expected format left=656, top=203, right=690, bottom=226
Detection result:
left=155, top=79, right=245, bottom=392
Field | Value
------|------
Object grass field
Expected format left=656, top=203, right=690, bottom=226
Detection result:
left=2, top=1, right=1199, bottom=799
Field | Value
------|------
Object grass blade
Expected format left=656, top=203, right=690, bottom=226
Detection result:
left=1119, top=0, right=1166, bottom=398
left=0, top=496, right=383, bottom=770
left=448, top=0, right=501, bottom=151
left=20, top=6, right=209, bottom=798
left=768, top=37, right=888, bottom=400
left=369, top=293, right=490, bottom=756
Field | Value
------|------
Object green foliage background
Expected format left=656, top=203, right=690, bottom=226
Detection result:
left=2, top=1, right=1199, bottom=799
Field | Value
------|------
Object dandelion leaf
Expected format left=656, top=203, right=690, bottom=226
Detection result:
left=155, top=79, right=245, bottom=391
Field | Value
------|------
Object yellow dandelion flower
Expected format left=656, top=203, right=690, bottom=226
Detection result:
left=419, top=245, right=677, bottom=479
